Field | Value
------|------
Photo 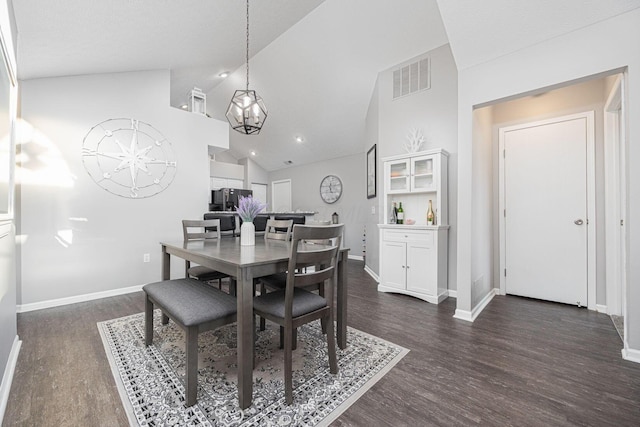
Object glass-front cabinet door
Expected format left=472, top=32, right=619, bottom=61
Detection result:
left=386, top=159, right=410, bottom=193
left=410, top=155, right=435, bottom=192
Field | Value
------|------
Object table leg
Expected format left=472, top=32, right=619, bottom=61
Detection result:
left=161, top=245, right=170, bottom=324
left=236, top=267, right=254, bottom=409
left=337, top=253, right=348, bottom=349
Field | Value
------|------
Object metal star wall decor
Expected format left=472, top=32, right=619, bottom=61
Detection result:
left=82, top=118, right=177, bottom=198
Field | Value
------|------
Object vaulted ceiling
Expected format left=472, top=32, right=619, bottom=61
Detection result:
left=11, top=0, right=640, bottom=171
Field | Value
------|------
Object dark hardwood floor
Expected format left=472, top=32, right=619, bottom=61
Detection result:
left=4, top=261, right=640, bottom=426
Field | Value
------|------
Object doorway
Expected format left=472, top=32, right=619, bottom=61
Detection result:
left=499, top=112, right=596, bottom=307
left=271, top=179, right=292, bottom=212
left=604, top=74, right=627, bottom=340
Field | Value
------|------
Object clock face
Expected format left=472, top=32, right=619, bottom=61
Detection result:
left=320, top=175, right=342, bottom=204
left=82, top=118, right=177, bottom=199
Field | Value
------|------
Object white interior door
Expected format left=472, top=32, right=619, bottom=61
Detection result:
left=271, top=179, right=291, bottom=212
left=503, top=115, right=590, bottom=306
left=250, top=183, right=268, bottom=208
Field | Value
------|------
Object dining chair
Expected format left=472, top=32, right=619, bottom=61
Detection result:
left=259, top=219, right=334, bottom=295
left=182, top=219, right=233, bottom=292
left=257, top=219, right=294, bottom=330
left=264, top=218, right=294, bottom=241
left=203, top=213, right=236, bottom=237
left=253, top=224, right=344, bottom=404
left=253, top=214, right=270, bottom=234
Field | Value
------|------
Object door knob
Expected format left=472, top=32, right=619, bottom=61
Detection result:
left=574, top=219, right=584, bottom=225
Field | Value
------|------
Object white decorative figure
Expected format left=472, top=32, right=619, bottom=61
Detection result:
left=404, top=128, right=425, bottom=153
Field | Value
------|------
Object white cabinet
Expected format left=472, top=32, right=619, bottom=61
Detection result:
left=385, top=155, right=436, bottom=194
left=210, top=177, right=244, bottom=190
left=378, top=227, right=448, bottom=303
left=378, top=148, right=449, bottom=304
left=383, top=149, right=448, bottom=226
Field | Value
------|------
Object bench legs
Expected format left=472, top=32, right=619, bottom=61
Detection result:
left=145, top=296, right=199, bottom=407
left=185, top=325, right=199, bottom=407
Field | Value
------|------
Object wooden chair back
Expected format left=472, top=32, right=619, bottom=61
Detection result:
left=284, top=224, right=344, bottom=314
left=264, top=219, right=294, bottom=241
left=202, top=213, right=236, bottom=236
left=182, top=219, right=222, bottom=241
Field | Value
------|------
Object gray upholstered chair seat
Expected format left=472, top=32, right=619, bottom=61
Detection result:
left=143, top=278, right=236, bottom=327
left=253, top=287, right=327, bottom=319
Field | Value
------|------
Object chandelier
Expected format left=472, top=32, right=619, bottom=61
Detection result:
left=226, top=0, right=268, bottom=135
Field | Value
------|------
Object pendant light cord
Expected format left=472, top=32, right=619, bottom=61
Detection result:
left=246, top=0, right=250, bottom=91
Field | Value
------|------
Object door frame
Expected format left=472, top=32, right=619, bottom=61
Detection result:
left=498, top=111, right=596, bottom=309
left=604, top=74, right=627, bottom=322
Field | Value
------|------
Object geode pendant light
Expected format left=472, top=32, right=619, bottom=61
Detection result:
left=225, top=0, right=268, bottom=135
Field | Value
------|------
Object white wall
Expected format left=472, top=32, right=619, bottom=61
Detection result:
left=455, top=8, right=640, bottom=357
left=363, top=76, right=380, bottom=274
left=268, top=153, right=366, bottom=258
left=18, top=70, right=229, bottom=307
left=471, top=106, right=494, bottom=306
left=239, top=157, right=269, bottom=187
left=0, top=0, right=18, bottom=411
left=371, top=44, right=458, bottom=289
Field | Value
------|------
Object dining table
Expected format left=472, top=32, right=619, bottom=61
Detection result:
left=159, top=237, right=350, bottom=409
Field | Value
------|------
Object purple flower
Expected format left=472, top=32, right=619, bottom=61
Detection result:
left=236, top=195, right=266, bottom=222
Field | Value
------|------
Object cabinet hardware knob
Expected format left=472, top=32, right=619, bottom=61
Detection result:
left=574, top=219, right=584, bottom=225
left=402, top=265, right=405, bottom=268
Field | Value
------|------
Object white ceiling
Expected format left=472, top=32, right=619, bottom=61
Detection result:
left=436, top=0, right=640, bottom=70
left=11, top=0, right=640, bottom=172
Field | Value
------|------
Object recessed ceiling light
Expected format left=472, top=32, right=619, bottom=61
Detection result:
left=181, top=104, right=188, bottom=109
left=250, top=151, right=256, bottom=156
left=219, top=71, right=229, bottom=78
left=295, top=135, right=304, bottom=143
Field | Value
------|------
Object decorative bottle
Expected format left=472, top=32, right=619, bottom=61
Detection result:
left=427, top=200, right=435, bottom=226
left=389, top=202, right=397, bottom=224
left=397, top=202, right=404, bottom=224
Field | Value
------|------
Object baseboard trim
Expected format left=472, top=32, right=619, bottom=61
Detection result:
left=364, top=265, right=379, bottom=282
left=348, top=255, right=364, bottom=262
left=622, top=347, right=640, bottom=364
left=0, top=336, right=21, bottom=424
left=17, top=284, right=144, bottom=313
left=453, top=289, right=498, bottom=323
left=595, top=304, right=608, bottom=314
left=453, top=309, right=473, bottom=322
left=448, top=289, right=457, bottom=298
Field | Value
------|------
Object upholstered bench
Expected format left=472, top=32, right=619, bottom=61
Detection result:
left=143, top=278, right=237, bottom=407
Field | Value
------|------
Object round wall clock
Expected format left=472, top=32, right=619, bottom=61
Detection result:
left=320, top=174, right=343, bottom=204
left=81, top=118, right=177, bottom=199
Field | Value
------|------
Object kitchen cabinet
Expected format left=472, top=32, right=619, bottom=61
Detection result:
left=210, top=177, right=244, bottom=190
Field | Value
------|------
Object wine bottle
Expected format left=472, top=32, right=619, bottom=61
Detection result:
left=397, top=202, right=404, bottom=224
left=427, top=200, right=435, bottom=226
left=389, top=202, right=398, bottom=224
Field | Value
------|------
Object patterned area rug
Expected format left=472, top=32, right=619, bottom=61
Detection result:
left=98, top=311, right=408, bottom=426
